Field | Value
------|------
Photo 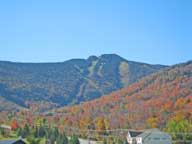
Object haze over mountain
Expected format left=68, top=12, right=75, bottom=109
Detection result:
left=0, top=54, right=166, bottom=111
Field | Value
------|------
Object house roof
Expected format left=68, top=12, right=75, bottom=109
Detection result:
left=0, top=140, right=16, bottom=144
left=128, top=129, right=171, bottom=139
left=128, top=131, right=143, bottom=137
left=127, top=129, right=172, bottom=144
left=0, top=125, right=11, bottom=130
left=137, top=129, right=171, bottom=140
left=0, top=139, right=26, bottom=144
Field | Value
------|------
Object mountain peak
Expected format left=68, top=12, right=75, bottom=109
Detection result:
left=87, top=54, right=125, bottom=62
left=87, top=55, right=98, bottom=62
left=99, top=54, right=125, bottom=61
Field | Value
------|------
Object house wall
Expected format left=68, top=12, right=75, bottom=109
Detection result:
left=136, top=137, right=142, bottom=144
left=127, top=137, right=134, bottom=144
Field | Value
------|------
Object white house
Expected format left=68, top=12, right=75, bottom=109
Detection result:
left=127, top=131, right=143, bottom=144
left=127, top=129, right=172, bottom=144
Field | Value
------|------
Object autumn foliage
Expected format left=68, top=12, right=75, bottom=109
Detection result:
left=11, top=120, right=19, bottom=130
left=52, top=61, right=192, bottom=130
left=1, top=61, right=192, bottom=135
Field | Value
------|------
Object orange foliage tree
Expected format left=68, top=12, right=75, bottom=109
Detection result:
left=11, top=120, right=19, bottom=130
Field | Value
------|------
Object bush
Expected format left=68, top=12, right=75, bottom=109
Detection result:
left=69, top=135, right=80, bottom=144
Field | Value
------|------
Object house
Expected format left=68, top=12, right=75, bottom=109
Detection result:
left=127, top=129, right=172, bottom=144
left=0, top=125, right=12, bottom=136
left=0, top=125, right=12, bottom=130
left=127, top=130, right=143, bottom=144
left=0, top=139, right=26, bottom=144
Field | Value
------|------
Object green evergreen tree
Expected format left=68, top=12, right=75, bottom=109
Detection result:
left=62, top=133, right=68, bottom=144
left=50, top=133, right=56, bottom=144
left=39, top=126, right=46, bottom=137
left=56, top=134, right=69, bottom=144
left=69, top=135, right=80, bottom=144
left=103, top=138, right=107, bottom=144
left=0, top=128, right=5, bottom=137
left=16, top=128, right=22, bottom=137
left=47, top=127, right=59, bottom=144
left=21, top=124, right=30, bottom=138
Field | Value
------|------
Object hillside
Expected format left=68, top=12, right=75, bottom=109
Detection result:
left=55, top=60, right=192, bottom=130
left=0, top=54, right=166, bottom=111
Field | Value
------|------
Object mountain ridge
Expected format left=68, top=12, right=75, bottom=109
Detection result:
left=0, top=54, right=167, bottom=111
left=0, top=53, right=169, bottom=66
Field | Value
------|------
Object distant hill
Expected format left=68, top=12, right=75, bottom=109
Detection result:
left=0, top=54, right=166, bottom=111
left=57, top=60, right=192, bottom=129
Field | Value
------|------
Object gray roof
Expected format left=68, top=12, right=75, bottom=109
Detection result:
left=0, top=139, right=26, bottom=144
left=138, top=129, right=171, bottom=139
left=129, top=131, right=143, bottom=137
left=0, top=140, right=16, bottom=144
left=137, top=129, right=172, bottom=144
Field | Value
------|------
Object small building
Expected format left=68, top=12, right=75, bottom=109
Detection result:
left=127, top=129, right=172, bottom=144
left=127, top=130, right=143, bottom=144
left=0, top=139, right=26, bottom=144
left=0, top=125, right=12, bottom=136
left=0, top=125, right=12, bottom=130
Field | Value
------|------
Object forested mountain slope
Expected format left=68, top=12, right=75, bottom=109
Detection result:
left=0, top=54, right=166, bottom=111
left=56, top=60, right=192, bottom=130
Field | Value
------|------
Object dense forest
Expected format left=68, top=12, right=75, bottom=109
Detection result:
left=51, top=60, right=192, bottom=142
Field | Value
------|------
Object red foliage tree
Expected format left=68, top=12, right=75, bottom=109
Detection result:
left=11, top=120, right=19, bottom=130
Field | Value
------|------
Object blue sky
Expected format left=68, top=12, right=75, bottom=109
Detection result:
left=0, top=0, right=191, bottom=65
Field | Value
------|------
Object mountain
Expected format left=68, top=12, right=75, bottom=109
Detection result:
left=56, top=60, right=192, bottom=129
left=0, top=54, right=166, bottom=111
